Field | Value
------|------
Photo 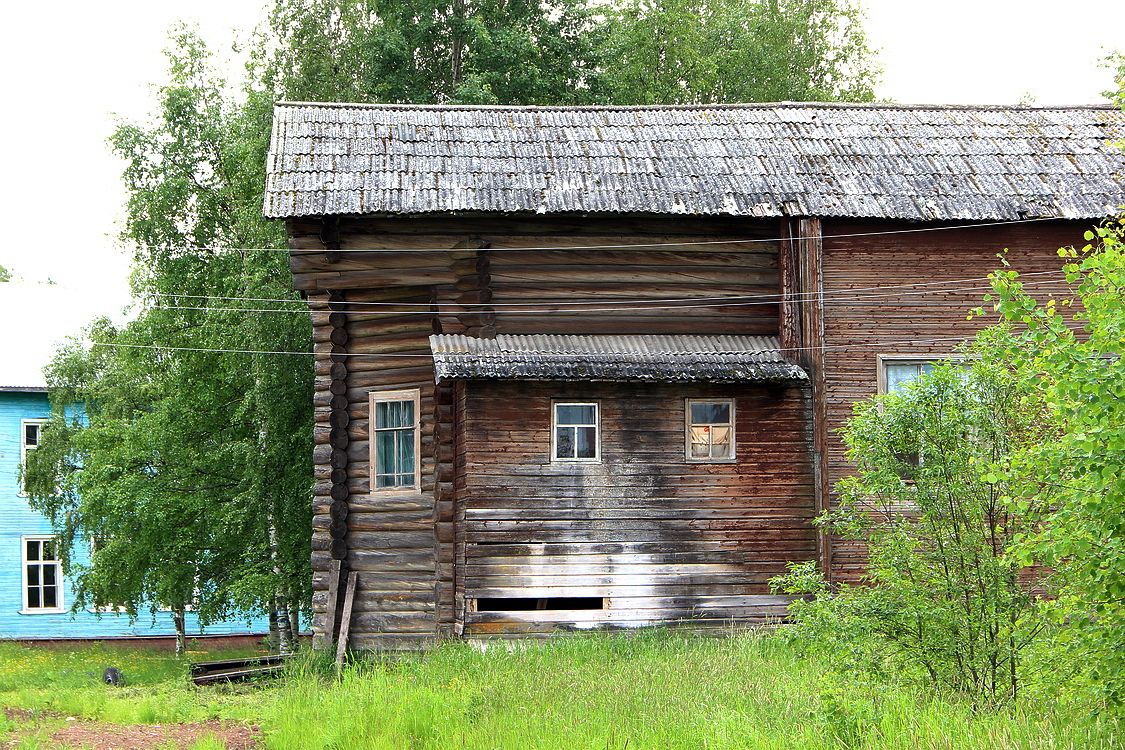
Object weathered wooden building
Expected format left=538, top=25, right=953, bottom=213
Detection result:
left=263, top=102, right=1125, bottom=649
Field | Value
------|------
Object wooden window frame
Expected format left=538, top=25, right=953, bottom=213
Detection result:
left=685, top=398, right=737, bottom=463
left=18, top=419, right=48, bottom=497
left=369, top=388, right=422, bottom=493
left=877, top=354, right=964, bottom=395
left=21, top=535, right=64, bottom=614
left=551, top=400, right=601, bottom=463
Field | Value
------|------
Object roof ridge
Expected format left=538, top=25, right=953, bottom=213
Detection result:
left=275, top=100, right=1120, bottom=112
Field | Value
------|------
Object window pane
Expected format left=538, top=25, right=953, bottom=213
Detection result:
left=885, top=363, right=921, bottom=394
left=556, top=404, right=595, bottom=426
left=43, top=586, right=57, bottom=609
left=396, top=429, right=415, bottom=480
left=576, top=427, right=597, bottom=458
left=376, top=430, right=397, bottom=476
left=709, top=427, right=732, bottom=458
left=43, top=565, right=56, bottom=586
left=41, top=541, right=55, bottom=561
left=556, top=426, right=575, bottom=458
left=376, top=399, right=414, bottom=429
left=691, top=402, right=730, bottom=425
left=26, top=540, right=40, bottom=561
left=690, top=441, right=710, bottom=458
left=25, top=424, right=40, bottom=447
left=28, top=587, right=40, bottom=608
left=27, top=565, right=39, bottom=586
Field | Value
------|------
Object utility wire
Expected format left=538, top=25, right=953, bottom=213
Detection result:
left=89, top=322, right=1091, bottom=359
left=141, top=278, right=1075, bottom=317
left=125, top=216, right=1066, bottom=255
left=144, top=269, right=1072, bottom=310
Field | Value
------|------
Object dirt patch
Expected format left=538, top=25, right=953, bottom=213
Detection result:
left=4, top=706, right=66, bottom=723
left=48, top=720, right=261, bottom=749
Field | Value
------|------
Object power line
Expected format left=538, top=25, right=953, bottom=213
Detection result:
left=88, top=321, right=1091, bottom=359
left=140, top=278, right=1075, bottom=317
left=145, top=268, right=1073, bottom=310
left=126, top=216, right=1067, bottom=255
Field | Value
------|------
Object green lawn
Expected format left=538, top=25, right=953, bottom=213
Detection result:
left=0, top=631, right=1119, bottom=749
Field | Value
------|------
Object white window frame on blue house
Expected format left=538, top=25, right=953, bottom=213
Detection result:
left=18, top=418, right=48, bottom=497
left=21, top=535, right=65, bottom=614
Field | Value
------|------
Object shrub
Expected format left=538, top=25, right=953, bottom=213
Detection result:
left=772, top=362, right=1045, bottom=705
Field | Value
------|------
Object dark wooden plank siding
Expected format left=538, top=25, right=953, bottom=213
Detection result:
left=458, top=381, right=814, bottom=635
left=820, top=219, right=1089, bottom=583
left=292, top=215, right=789, bottom=645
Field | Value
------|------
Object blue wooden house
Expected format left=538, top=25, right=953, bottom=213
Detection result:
left=0, top=385, right=271, bottom=642
left=0, top=283, right=270, bottom=643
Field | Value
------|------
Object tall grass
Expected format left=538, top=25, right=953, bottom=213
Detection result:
left=1, top=633, right=1119, bottom=749
left=264, top=631, right=1121, bottom=750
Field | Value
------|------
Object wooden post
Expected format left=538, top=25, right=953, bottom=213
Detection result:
left=794, top=217, right=833, bottom=583
left=778, top=218, right=801, bottom=359
left=335, top=571, right=359, bottom=669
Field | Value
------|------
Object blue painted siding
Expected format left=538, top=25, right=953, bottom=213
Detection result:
left=0, top=390, right=269, bottom=639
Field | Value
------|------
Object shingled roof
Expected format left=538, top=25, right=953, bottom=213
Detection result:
left=265, top=102, right=1125, bottom=222
left=429, top=334, right=807, bottom=384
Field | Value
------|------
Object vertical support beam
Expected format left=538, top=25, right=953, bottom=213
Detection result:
left=792, top=217, right=833, bottom=583
left=778, top=218, right=801, bottom=358
left=452, top=380, right=468, bottom=636
left=432, top=377, right=456, bottom=637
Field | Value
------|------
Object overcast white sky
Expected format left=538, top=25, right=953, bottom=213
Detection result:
left=0, top=0, right=1122, bottom=385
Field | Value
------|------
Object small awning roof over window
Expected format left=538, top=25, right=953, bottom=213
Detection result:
left=429, top=334, right=807, bottom=384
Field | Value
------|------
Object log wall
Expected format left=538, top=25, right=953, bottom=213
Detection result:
left=820, top=219, right=1089, bottom=582
left=457, top=380, right=815, bottom=636
left=291, top=215, right=788, bottom=646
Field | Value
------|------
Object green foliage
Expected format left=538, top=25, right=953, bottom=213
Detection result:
left=257, top=0, right=879, bottom=107
left=0, top=263, right=11, bottom=282
left=978, top=217, right=1125, bottom=706
left=259, top=0, right=613, bottom=105
left=602, top=0, right=879, bottom=104
left=24, top=31, right=312, bottom=642
left=773, top=362, right=1045, bottom=704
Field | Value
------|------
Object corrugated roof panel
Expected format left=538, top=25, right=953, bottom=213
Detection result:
left=428, top=334, right=808, bottom=384
left=264, top=103, right=1125, bottom=221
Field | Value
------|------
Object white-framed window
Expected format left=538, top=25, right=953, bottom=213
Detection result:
left=19, top=419, right=48, bottom=496
left=686, top=399, right=736, bottom=462
left=877, top=355, right=964, bottom=395
left=370, top=389, right=421, bottom=491
left=22, top=536, right=63, bottom=613
left=552, top=402, right=600, bottom=462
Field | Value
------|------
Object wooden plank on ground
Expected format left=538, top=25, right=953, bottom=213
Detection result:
left=336, top=571, right=359, bottom=668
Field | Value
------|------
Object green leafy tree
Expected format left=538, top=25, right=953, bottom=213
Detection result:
left=259, top=0, right=612, bottom=105
left=773, top=360, right=1045, bottom=704
left=602, top=0, right=879, bottom=104
left=979, top=217, right=1125, bottom=706
left=0, top=263, right=11, bottom=282
left=26, top=32, right=312, bottom=655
